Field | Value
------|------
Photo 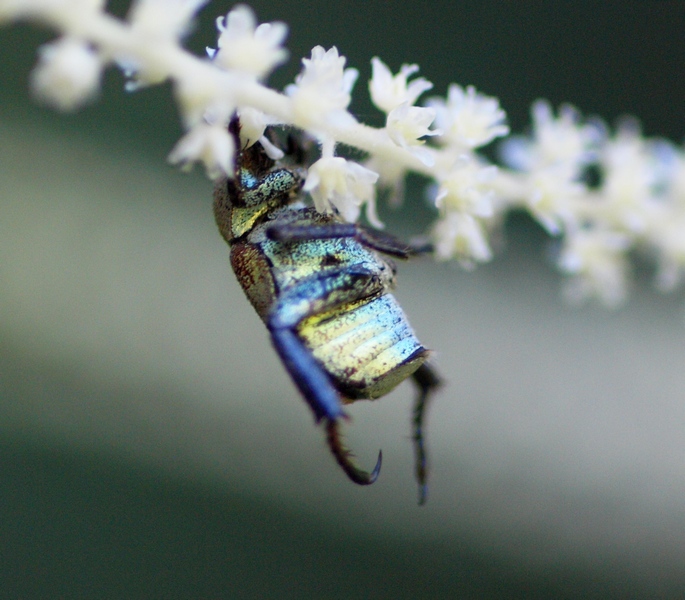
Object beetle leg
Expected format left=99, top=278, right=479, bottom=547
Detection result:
left=269, top=327, right=383, bottom=485
left=268, top=268, right=386, bottom=331
left=326, top=420, right=382, bottom=485
left=268, top=268, right=387, bottom=486
left=357, top=226, right=433, bottom=258
left=270, top=327, right=344, bottom=422
left=266, top=222, right=358, bottom=243
left=266, top=222, right=431, bottom=259
left=411, top=362, right=442, bottom=505
left=270, top=328, right=383, bottom=484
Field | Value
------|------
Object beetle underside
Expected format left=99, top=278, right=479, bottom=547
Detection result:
left=213, top=118, right=442, bottom=504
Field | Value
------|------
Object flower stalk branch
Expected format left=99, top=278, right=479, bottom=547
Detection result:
left=3, top=0, right=685, bottom=306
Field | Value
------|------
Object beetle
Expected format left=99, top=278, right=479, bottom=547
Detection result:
left=213, top=119, right=441, bottom=503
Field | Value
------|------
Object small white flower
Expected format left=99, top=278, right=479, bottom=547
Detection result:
left=286, top=46, right=358, bottom=128
left=386, top=102, right=440, bottom=166
left=428, top=84, right=509, bottom=150
left=666, top=144, right=685, bottom=208
left=236, top=106, right=284, bottom=159
left=368, top=57, right=433, bottom=113
left=173, top=70, right=233, bottom=127
left=432, top=211, right=492, bottom=266
left=498, top=102, right=607, bottom=236
left=128, top=0, right=208, bottom=40
left=236, top=106, right=267, bottom=145
left=168, top=122, right=235, bottom=180
left=599, top=123, right=659, bottom=233
left=524, top=166, right=584, bottom=235
left=208, top=4, right=288, bottom=79
left=30, top=37, right=102, bottom=111
left=648, top=139, right=683, bottom=201
left=643, top=181, right=685, bottom=290
left=434, top=155, right=498, bottom=218
left=641, top=143, right=685, bottom=291
left=558, top=227, right=631, bottom=307
left=528, top=100, right=603, bottom=171
left=652, top=214, right=685, bottom=292
left=303, top=156, right=380, bottom=225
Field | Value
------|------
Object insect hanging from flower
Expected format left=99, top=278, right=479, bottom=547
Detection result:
left=213, top=118, right=441, bottom=504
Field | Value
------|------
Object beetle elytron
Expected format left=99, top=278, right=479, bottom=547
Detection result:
left=213, top=119, right=441, bottom=503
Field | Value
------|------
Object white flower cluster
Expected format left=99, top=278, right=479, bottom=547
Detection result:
left=498, top=104, right=685, bottom=306
left=2, top=0, right=685, bottom=306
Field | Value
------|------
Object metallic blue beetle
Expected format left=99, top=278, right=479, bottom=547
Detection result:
left=213, top=120, right=441, bottom=503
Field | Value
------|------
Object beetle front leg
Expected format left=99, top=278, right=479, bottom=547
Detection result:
left=411, top=362, right=442, bottom=505
left=266, top=222, right=431, bottom=258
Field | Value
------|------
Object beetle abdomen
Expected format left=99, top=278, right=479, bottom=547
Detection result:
left=299, top=294, right=427, bottom=400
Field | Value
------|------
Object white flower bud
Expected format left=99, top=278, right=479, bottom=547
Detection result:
left=30, top=37, right=102, bottom=111
left=558, top=228, right=631, bottom=307
left=235, top=107, right=284, bottom=159
left=432, top=212, right=492, bottom=266
left=525, top=166, right=584, bottom=235
left=434, top=155, right=497, bottom=218
left=286, top=46, right=358, bottom=128
left=209, top=4, right=288, bottom=80
left=304, top=156, right=379, bottom=225
left=173, top=71, right=232, bottom=128
left=168, top=122, right=235, bottom=180
left=428, top=84, right=509, bottom=150
left=386, top=102, right=440, bottom=166
left=369, top=57, right=432, bottom=113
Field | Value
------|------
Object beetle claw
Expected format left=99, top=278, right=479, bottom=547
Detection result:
left=325, top=419, right=382, bottom=485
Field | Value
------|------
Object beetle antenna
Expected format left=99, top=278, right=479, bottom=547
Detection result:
left=325, top=420, right=382, bottom=485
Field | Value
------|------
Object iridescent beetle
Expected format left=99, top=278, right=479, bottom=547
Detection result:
left=213, top=119, right=441, bottom=503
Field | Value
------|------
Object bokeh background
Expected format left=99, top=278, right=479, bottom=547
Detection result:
left=2, top=1, right=685, bottom=597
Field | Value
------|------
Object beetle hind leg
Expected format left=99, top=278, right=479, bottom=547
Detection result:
left=411, top=362, right=442, bottom=505
left=326, top=419, right=382, bottom=485
left=269, top=326, right=382, bottom=486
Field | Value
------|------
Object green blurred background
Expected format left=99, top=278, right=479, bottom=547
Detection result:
left=2, top=1, right=685, bottom=597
